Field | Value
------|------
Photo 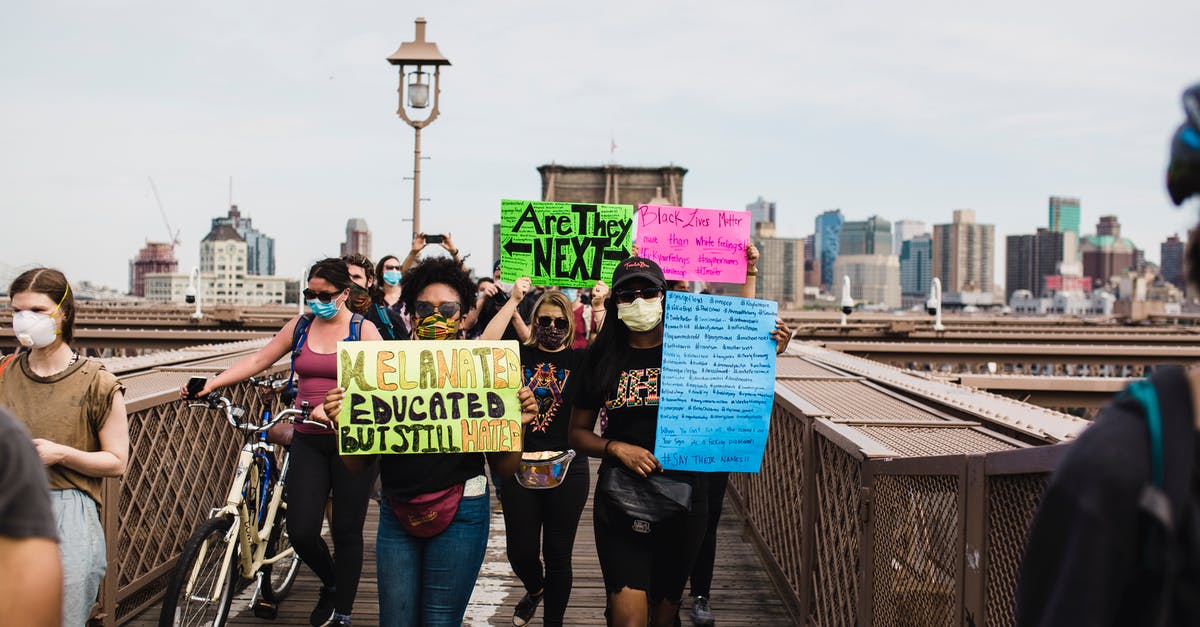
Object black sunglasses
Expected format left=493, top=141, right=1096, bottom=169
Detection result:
left=614, top=287, right=663, bottom=304
left=536, top=316, right=569, bottom=330
left=303, top=288, right=343, bottom=303
left=414, top=300, right=461, bottom=319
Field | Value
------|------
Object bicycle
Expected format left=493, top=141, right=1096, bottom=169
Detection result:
left=159, top=376, right=325, bottom=627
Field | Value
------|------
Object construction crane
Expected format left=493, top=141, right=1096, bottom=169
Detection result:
left=148, top=177, right=181, bottom=250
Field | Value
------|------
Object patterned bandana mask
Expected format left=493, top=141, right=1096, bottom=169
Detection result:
left=414, top=313, right=458, bottom=340
left=533, top=323, right=569, bottom=349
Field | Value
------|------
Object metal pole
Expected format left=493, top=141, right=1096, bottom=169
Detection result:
left=412, top=125, right=422, bottom=238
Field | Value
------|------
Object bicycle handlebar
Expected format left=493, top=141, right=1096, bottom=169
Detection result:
left=185, top=376, right=330, bottom=432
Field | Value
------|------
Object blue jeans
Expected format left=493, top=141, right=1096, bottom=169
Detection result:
left=52, top=489, right=106, bottom=627
left=376, top=487, right=491, bottom=626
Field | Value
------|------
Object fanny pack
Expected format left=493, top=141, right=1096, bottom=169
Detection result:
left=597, top=465, right=693, bottom=523
left=386, top=484, right=463, bottom=538
left=515, top=450, right=576, bottom=489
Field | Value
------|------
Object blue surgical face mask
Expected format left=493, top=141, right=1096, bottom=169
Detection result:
left=308, top=299, right=340, bottom=320
left=382, top=270, right=403, bottom=286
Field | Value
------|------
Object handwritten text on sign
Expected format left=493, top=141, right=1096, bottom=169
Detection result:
left=636, top=205, right=751, bottom=283
left=336, top=340, right=523, bottom=455
left=656, top=293, right=777, bottom=472
left=500, top=200, right=634, bottom=287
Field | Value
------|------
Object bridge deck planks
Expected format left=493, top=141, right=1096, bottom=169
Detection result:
left=127, top=464, right=794, bottom=626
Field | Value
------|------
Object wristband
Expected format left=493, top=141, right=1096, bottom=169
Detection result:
left=603, top=440, right=613, bottom=457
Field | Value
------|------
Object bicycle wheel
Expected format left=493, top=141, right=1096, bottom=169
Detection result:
left=260, top=506, right=301, bottom=601
left=158, top=515, right=240, bottom=627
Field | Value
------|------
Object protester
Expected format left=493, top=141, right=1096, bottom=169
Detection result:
left=375, top=254, right=410, bottom=339
left=400, top=232, right=464, bottom=273
left=1016, top=84, right=1200, bottom=626
left=183, top=258, right=381, bottom=627
left=568, top=256, right=789, bottom=627
left=343, top=253, right=405, bottom=341
left=481, top=280, right=591, bottom=626
left=0, top=406, right=64, bottom=627
left=322, top=256, right=540, bottom=626
left=570, top=287, right=591, bottom=349
left=0, top=268, right=128, bottom=627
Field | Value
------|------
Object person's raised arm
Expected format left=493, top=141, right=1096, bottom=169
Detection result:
left=480, top=278, right=530, bottom=341
left=589, top=281, right=609, bottom=340
left=401, top=233, right=427, bottom=273
left=739, top=241, right=760, bottom=299
left=180, top=316, right=300, bottom=398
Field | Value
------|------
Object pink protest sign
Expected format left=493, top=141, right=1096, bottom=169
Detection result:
left=635, top=205, right=751, bottom=282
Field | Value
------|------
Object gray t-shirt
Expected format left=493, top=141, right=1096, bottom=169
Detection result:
left=0, top=407, right=58, bottom=541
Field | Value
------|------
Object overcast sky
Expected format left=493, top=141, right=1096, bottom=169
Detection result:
left=2, top=0, right=1198, bottom=291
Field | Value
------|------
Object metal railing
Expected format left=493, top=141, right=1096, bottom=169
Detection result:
left=91, top=346, right=286, bottom=625
left=728, top=350, right=1079, bottom=626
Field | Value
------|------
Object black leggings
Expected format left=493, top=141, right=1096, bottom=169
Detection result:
left=287, top=431, right=376, bottom=615
left=502, top=456, right=591, bottom=626
left=688, top=472, right=729, bottom=598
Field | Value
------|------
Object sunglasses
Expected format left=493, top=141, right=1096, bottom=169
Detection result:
left=536, top=316, right=569, bottom=330
left=614, top=287, right=663, bottom=304
left=414, top=300, right=461, bottom=319
left=303, top=289, right=343, bottom=303
left=383, top=264, right=403, bottom=271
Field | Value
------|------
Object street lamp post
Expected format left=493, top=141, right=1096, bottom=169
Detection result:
left=388, top=17, right=451, bottom=239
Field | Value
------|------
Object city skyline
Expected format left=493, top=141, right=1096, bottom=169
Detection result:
left=2, top=1, right=1197, bottom=290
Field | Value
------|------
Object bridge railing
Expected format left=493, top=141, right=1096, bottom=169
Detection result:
left=728, top=352, right=1073, bottom=627
left=94, top=359, right=288, bottom=626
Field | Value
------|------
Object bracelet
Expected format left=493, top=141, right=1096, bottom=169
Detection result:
left=746, top=269, right=758, bottom=276
left=447, top=248, right=459, bottom=257
left=603, top=440, right=613, bottom=457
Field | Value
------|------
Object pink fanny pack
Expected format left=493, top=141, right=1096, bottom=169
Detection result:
left=387, top=484, right=463, bottom=538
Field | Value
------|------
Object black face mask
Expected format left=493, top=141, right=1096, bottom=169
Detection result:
left=347, top=284, right=372, bottom=315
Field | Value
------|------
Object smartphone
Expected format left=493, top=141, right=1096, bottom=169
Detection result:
left=186, top=376, right=207, bottom=399
left=425, top=234, right=445, bottom=244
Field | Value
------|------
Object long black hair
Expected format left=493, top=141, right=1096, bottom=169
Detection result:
left=581, top=292, right=631, bottom=403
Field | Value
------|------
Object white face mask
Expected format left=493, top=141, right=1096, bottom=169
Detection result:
left=617, top=296, right=663, bottom=332
left=13, top=310, right=60, bottom=348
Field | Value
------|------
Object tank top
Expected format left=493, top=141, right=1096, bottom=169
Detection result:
left=293, top=342, right=338, bottom=435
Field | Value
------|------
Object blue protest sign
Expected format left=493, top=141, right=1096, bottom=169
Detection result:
left=656, top=292, right=777, bottom=472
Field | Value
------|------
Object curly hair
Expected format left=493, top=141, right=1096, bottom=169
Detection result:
left=399, top=257, right=477, bottom=316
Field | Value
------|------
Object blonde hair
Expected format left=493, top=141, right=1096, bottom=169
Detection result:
left=523, top=290, right=574, bottom=348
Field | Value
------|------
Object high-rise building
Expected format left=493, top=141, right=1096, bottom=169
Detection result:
left=746, top=196, right=776, bottom=228
left=833, top=254, right=901, bottom=309
left=1004, top=228, right=1065, bottom=300
left=814, top=210, right=844, bottom=290
left=892, top=220, right=928, bottom=258
left=1081, top=216, right=1139, bottom=288
left=803, top=234, right=820, bottom=290
left=748, top=222, right=805, bottom=308
left=839, top=215, right=893, bottom=256
left=900, top=234, right=933, bottom=296
left=128, top=241, right=177, bottom=297
left=340, top=218, right=371, bottom=259
left=538, top=163, right=686, bottom=206
left=932, top=209, right=994, bottom=293
left=1162, top=234, right=1186, bottom=290
left=145, top=213, right=287, bottom=305
left=210, top=204, right=276, bottom=276
left=1048, top=196, right=1081, bottom=236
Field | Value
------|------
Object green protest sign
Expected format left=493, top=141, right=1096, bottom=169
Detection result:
left=335, top=340, right=524, bottom=455
left=499, top=199, right=634, bottom=287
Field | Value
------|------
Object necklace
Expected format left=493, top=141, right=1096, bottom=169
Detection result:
left=68, top=352, right=79, bottom=366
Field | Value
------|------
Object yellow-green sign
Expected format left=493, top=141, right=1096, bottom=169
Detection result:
left=500, top=199, right=634, bottom=287
left=335, top=340, right=523, bottom=455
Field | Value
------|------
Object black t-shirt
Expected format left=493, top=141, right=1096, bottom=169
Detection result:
left=379, top=452, right=485, bottom=501
left=520, top=344, right=586, bottom=452
left=577, top=345, right=663, bottom=453
left=0, top=407, right=58, bottom=541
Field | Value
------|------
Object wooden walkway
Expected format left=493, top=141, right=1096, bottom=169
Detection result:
left=128, top=466, right=794, bottom=626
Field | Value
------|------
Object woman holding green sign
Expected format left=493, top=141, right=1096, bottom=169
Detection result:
left=480, top=277, right=593, bottom=627
left=569, top=255, right=787, bottom=627
left=323, top=256, right=540, bottom=627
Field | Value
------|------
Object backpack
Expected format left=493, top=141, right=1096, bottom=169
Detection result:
left=1125, top=370, right=1199, bottom=626
left=280, top=313, right=365, bottom=406
left=373, top=303, right=400, bottom=341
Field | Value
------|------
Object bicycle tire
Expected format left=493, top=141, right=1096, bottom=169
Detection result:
left=157, top=515, right=240, bottom=627
left=261, top=506, right=301, bottom=601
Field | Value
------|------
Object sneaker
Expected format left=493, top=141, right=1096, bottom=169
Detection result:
left=689, top=595, right=714, bottom=626
left=512, top=590, right=543, bottom=626
left=310, top=586, right=336, bottom=626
